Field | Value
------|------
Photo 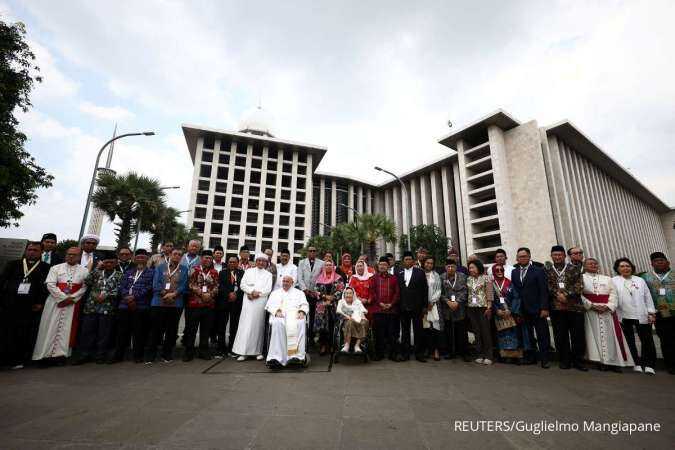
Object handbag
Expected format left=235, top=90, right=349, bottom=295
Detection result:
left=495, top=315, right=517, bottom=331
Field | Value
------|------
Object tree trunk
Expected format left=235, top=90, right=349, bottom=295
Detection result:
left=367, top=240, right=377, bottom=266
left=116, top=218, right=132, bottom=249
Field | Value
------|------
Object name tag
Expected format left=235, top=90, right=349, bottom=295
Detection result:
left=659, top=288, right=666, bottom=296
left=471, top=296, right=478, bottom=304
left=499, top=297, right=505, bottom=304
left=233, top=286, right=238, bottom=292
left=451, top=295, right=456, bottom=302
left=129, top=288, right=133, bottom=296
left=165, top=283, right=171, bottom=290
left=17, top=282, right=31, bottom=294
left=558, top=282, right=565, bottom=289
left=202, top=285, right=208, bottom=293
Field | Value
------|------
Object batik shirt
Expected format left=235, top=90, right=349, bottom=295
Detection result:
left=544, top=262, right=584, bottom=312
left=641, top=270, right=674, bottom=318
left=83, top=268, right=123, bottom=314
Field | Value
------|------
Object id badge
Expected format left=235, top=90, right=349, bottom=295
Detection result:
left=558, top=282, right=565, bottom=289
left=451, top=295, right=456, bottom=302
left=129, top=288, right=133, bottom=296
left=233, top=285, right=238, bottom=292
left=659, top=288, right=666, bottom=296
left=202, top=285, right=208, bottom=293
left=499, top=297, right=505, bottom=304
left=17, top=282, right=31, bottom=294
left=471, top=296, right=478, bottom=304
left=165, top=282, right=171, bottom=290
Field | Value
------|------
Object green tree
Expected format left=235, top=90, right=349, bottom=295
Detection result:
left=331, top=222, right=362, bottom=259
left=353, top=213, right=397, bottom=263
left=399, top=224, right=449, bottom=266
left=171, top=224, right=199, bottom=250
left=56, top=239, right=79, bottom=256
left=149, top=206, right=181, bottom=252
left=300, top=234, right=334, bottom=258
left=91, top=171, right=166, bottom=249
left=0, top=19, right=53, bottom=227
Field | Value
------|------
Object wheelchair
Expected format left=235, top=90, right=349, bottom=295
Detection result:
left=332, top=316, right=372, bottom=364
left=262, top=311, right=311, bottom=370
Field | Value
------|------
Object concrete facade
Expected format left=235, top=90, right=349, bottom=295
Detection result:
left=183, top=109, right=672, bottom=270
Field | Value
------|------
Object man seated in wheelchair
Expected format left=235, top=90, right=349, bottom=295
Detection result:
left=336, top=287, right=369, bottom=353
left=265, top=275, right=309, bottom=368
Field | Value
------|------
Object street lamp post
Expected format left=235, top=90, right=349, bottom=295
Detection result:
left=132, top=185, right=180, bottom=251
left=78, top=131, right=156, bottom=240
left=375, top=166, right=411, bottom=252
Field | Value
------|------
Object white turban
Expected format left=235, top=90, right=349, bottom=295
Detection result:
left=80, top=234, right=100, bottom=244
left=254, top=252, right=268, bottom=261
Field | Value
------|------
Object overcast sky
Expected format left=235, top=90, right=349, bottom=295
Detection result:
left=1, top=0, right=674, bottom=248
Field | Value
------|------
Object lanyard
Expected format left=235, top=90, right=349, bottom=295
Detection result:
left=167, top=264, right=179, bottom=280
left=448, top=273, right=457, bottom=290
left=552, top=264, right=567, bottom=281
left=132, top=269, right=144, bottom=287
left=185, top=255, right=198, bottom=267
left=654, top=270, right=671, bottom=284
left=494, top=279, right=506, bottom=295
left=102, top=270, right=116, bottom=289
left=199, top=267, right=211, bottom=284
left=22, top=259, right=40, bottom=281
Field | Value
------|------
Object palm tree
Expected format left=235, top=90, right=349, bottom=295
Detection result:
left=353, top=213, right=397, bottom=263
left=149, top=206, right=181, bottom=252
left=91, top=171, right=166, bottom=249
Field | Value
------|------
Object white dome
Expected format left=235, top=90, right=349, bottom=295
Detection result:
left=238, top=106, right=275, bottom=137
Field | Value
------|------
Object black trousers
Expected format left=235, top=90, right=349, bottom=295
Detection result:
left=114, top=308, right=151, bottom=361
left=550, top=310, right=585, bottom=366
left=443, top=319, right=469, bottom=357
left=620, top=319, right=656, bottom=368
left=147, top=306, right=182, bottom=360
left=214, top=301, right=242, bottom=353
left=184, top=308, right=214, bottom=354
left=655, top=316, right=674, bottom=370
left=1, top=309, right=42, bottom=366
left=373, top=313, right=400, bottom=357
left=523, top=312, right=551, bottom=363
left=400, top=310, right=423, bottom=358
left=467, top=307, right=493, bottom=360
left=79, top=313, right=114, bottom=359
left=307, top=296, right=318, bottom=343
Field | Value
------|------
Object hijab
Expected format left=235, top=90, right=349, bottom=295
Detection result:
left=352, top=260, right=373, bottom=281
left=316, top=262, right=340, bottom=284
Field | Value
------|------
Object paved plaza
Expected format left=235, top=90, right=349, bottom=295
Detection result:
left=0, top=356, right=673, bottom=449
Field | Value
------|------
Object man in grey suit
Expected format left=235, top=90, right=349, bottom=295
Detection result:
left=297, top=246, right=325, bottom=344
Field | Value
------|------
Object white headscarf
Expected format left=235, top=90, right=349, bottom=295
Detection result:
left=352, top=260, right=373, bottom=281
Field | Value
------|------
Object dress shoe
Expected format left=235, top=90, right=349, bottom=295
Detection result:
left=573, top=363, right=588, bottom=372
left=559, top=362, right=571, bottom=370
left=416, top=356, right=427, bottom=363
left=541, top=361, right=550, bottom=369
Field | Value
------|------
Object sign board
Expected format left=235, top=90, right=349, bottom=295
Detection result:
left=0, top=238, right=28, bottom=273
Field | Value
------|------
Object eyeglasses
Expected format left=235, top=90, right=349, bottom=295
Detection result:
left=308, top=249, right=317, bottom=253
left=494, top=268, right=504, bottom=273
left=571, top=251, right=584, bottom=255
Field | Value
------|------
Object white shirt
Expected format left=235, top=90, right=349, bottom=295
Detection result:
left=336, top=298, right=368, bottom=320
left=80, top=251, right=93, bottom=269
left=612, top=275, right=656, bottom=324
left=275, top=262, right=298, bottom=290
left=404, top=267, right=413, bottom=286
left=213, top=260, right=224, bottom=273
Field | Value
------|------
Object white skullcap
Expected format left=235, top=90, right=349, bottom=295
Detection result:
left=255, top=252, right=268, bottom=261
left=80, top=234, right=100, bottom=244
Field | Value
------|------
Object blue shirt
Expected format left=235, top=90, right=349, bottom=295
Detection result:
left=118, top=267, right=155, bottom=310
left=152, top=263, right=188, bottom=308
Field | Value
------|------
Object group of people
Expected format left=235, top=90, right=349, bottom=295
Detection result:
left=1, top=233, right=673, bottom=376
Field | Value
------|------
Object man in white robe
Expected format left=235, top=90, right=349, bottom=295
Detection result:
left=581, top=258, right=634, bottom=371
left=232, top=252, right=273, bottom=361
left=266, top=275, right=309, bottom=368
left=33, top=247, right=89, bottom=361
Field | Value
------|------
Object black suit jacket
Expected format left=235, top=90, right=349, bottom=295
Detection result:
left=0, top=259, right=50, bottom=312
left=511, top=264, right=549, bottom=315
left=396, top=267, right=429, bottom=313
left=42, top=251, right=64, bottom=266
left=218, top=268, right=245, bottom=308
